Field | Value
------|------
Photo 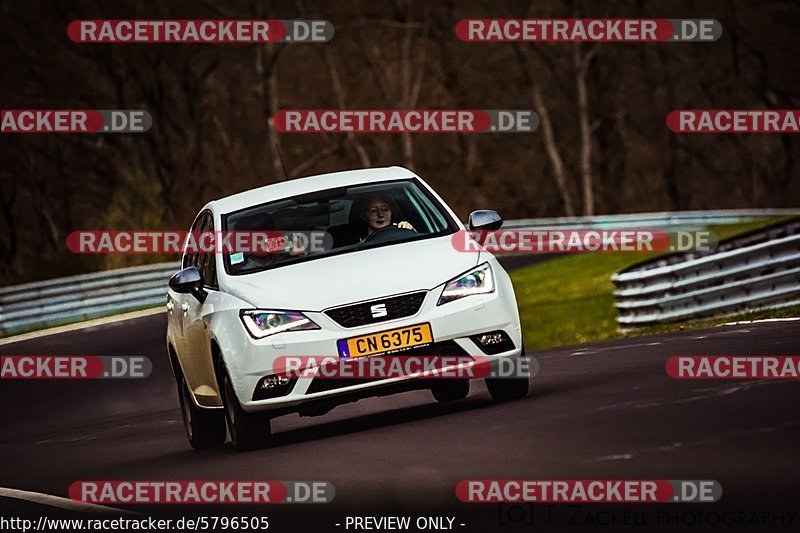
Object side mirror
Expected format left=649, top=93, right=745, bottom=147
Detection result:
left=468, top=210, right=503, bottom=231
left=169, top=266, right=207, bottom=303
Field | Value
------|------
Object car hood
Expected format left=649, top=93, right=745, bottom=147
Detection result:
left=222, top=235, right=480, bottom=311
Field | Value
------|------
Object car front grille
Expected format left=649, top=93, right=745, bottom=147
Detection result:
left=324, top=291, right=427, bottom=328
left=305, top=340, right=469, bottom=394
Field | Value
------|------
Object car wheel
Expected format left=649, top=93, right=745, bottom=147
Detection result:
left=485, top=350, right=529, bottom=402
left=431, top=379, right=470, bottom=403
left=221, top=370, right=270, bottom=452
left=177, top=371, right=226, bottom=450
left=486, top=374, right=529, bottom=402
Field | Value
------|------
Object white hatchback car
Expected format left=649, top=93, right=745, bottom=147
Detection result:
left=166, top=167, right=526, bottom=451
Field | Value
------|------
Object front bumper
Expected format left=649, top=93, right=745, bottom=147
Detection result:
left=219, top=279, right=522, bottom=414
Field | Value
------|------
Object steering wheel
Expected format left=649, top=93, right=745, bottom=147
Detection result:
left=362, top=225, right=416, bottom=244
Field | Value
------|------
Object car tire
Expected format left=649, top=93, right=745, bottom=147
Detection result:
left=431, top=379, right=470, bottom=403
left=221, top=370, right=270, bottom=452
left=177, top=371, right=226, bottom=450
left=485, top=350, right=529, bottom=402
left=486, top=374, right=529, bottom=402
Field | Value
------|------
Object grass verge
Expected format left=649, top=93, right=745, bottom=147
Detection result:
left=510, top=217, right=799, bottom=351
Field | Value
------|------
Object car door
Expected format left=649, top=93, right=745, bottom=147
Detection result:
left=181, top=211, right=223, bottom=407
left=168, top=213, right=205, bottom=364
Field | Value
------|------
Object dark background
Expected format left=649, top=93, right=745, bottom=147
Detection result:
left=1, top=0, right=799, bottom=284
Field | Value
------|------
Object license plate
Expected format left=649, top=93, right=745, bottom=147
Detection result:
left=337, top=324, right=433, bottom=359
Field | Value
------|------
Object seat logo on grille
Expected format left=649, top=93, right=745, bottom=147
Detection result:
left=370, top=303, right=388, bottom=318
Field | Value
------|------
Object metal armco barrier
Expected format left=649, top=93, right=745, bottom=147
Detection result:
left=0, top=210, right=796, bottom=337
left=504, top=209, right=800, bottom=230
left=0, top=263, right=180, bottom=337
left=612, top=218, right=800, bottom=328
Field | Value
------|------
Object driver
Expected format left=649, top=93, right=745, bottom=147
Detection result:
left=361, top=194, right=415, bottom=239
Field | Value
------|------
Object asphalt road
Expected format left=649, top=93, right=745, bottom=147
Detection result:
left=1, top=312, right=799, bottom=531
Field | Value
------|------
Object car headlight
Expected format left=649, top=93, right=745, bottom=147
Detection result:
left=437, top=263, right=495, bottom=305
left=240, top=310, right=320, bottom=339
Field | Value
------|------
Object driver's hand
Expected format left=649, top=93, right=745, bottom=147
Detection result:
left=394, top=221, right=416, bottom=231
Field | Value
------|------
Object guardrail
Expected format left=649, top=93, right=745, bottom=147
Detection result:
left=0, top=209, right=796, bottom=338
left=504, top=208, right=799, bottom=230
left=612, top=218, right=800, bottom=328
left=0, top=263, right=180, bottom=337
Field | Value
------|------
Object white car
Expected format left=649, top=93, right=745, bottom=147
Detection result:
left=166, top=166, right=526, bottom=451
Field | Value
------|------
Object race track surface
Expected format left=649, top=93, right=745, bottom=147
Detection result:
left=1, top=293, right=798, bottom=531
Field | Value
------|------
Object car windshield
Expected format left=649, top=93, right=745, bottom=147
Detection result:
left=223, top=179, right=457, bottom=275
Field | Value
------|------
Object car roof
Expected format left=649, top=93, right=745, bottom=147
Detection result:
left=209, top=166, right=419, bottom=215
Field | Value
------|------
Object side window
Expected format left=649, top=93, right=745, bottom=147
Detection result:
left=196, top=213, right=218, bottom=289
left=182, top=213, right=206, bottom=269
